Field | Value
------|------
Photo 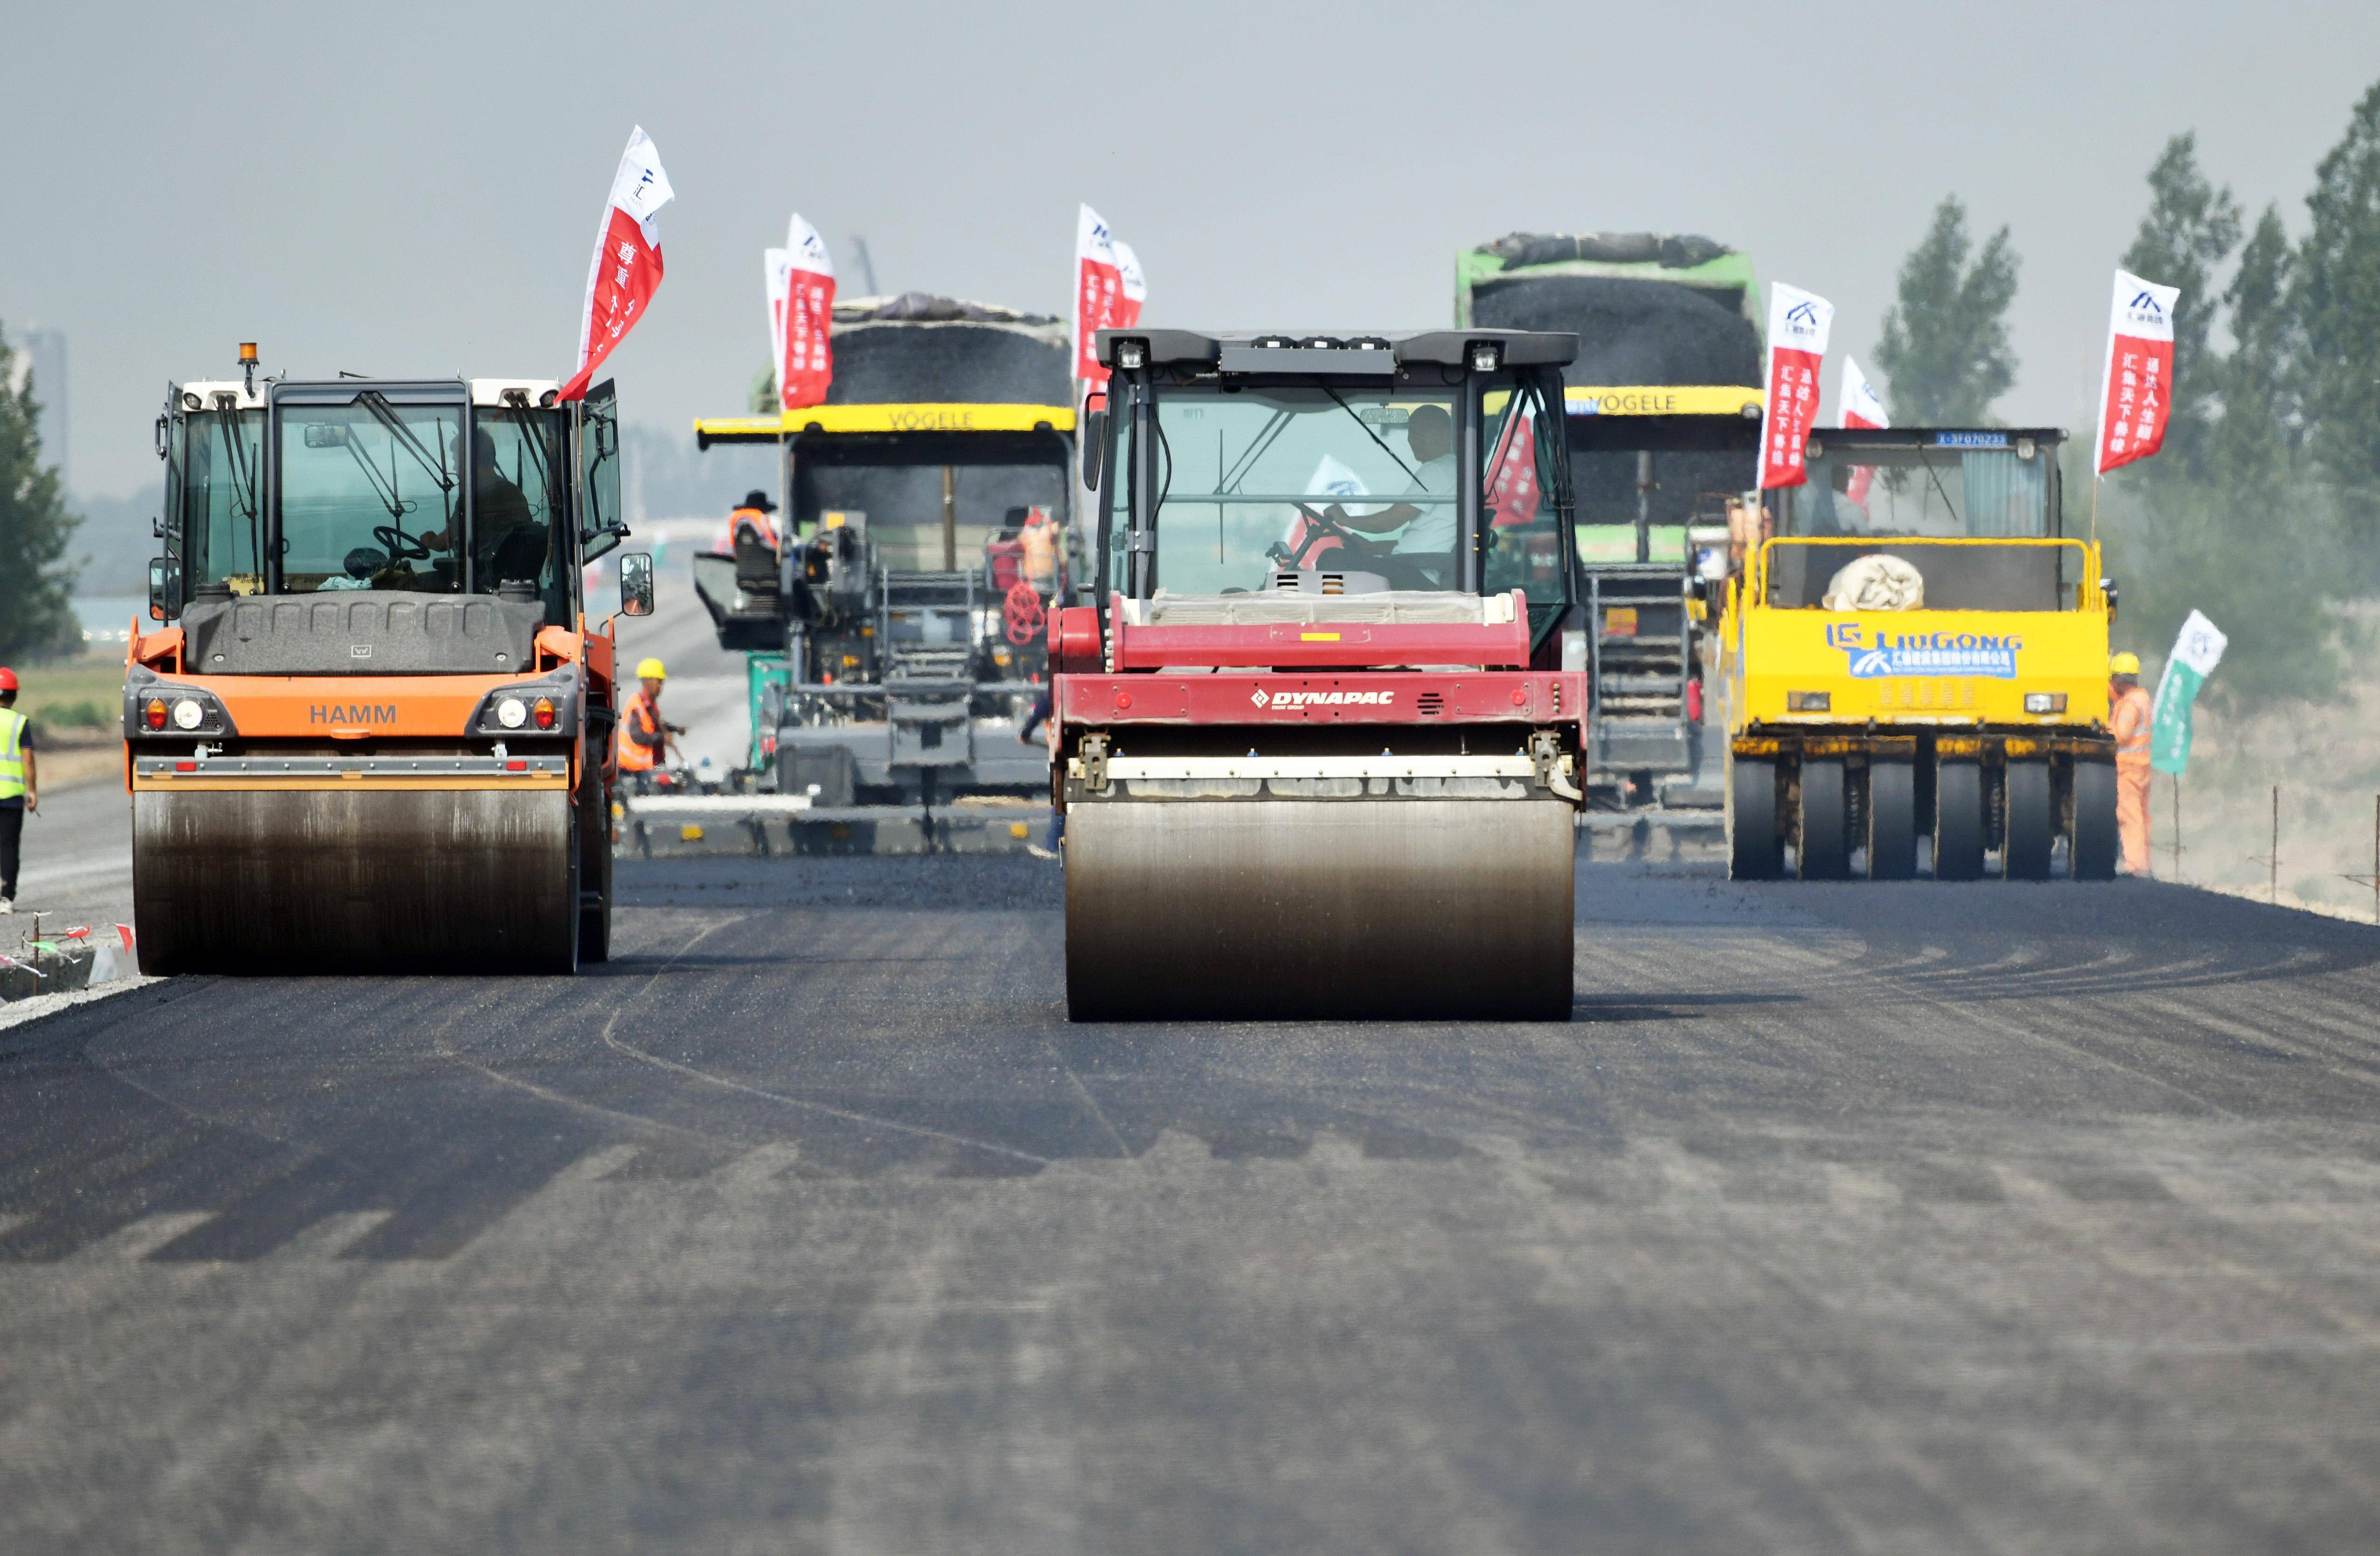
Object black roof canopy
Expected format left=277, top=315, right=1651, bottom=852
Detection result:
left=1093, top=328, right=1577, bottom=372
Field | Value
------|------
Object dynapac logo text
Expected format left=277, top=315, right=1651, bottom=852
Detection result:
left=311, top=703, right=398, bottom=725
left=1250, top=688, right=1395, bottom=708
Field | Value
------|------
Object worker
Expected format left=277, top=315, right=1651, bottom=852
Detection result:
left=725, top=489, right=779, bottom=554
left=2110, top=651, right=2153, bottom=875
left=615, top=657, right=684, bottom=776
left=1019, top=506, right=1060, bottom=593
left=0, top=668, right=35, bottom=914
left=1315, top=403, right=1458, bottom=587
left=418, top=429, right=545, bottom=587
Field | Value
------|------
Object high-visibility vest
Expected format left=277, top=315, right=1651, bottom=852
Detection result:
left=0, top=709, right=25, bottom=801
left=728, top=506, right=778, bottom=551
left=2111, top=683, right=2152, bottom=763
left=615, top=691, right=663, bottom=773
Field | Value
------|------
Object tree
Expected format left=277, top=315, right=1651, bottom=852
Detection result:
left=2290, top=78, right=2380, bottom=514
left=0, top=325, right=81, bottom=662
left=2119, top=133, right=2243, bottom=482
left=1873, top=197, right=2021, bottom=424
left=2208, top=205, right=2297, bottom=493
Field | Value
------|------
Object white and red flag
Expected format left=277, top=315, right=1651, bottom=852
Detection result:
left=1073, top=205, right=1135, bottom=388
left=1838, top=355, right=1888, bottom=506
left=561, top=126, right=673, bottom=402
left=780, top=214, right=836, bottom=410
left=1758, top=282, right=1832, bottom=489
left=1113, top=239, right=1147, bottom=331
left=2094, top=269, right=2180, bottom=474
left=764, top=246, right=792, bottom=392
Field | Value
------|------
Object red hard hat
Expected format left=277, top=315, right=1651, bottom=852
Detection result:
left=0, top=668, right=16, bottom=692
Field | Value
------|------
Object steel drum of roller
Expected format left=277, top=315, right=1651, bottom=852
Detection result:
left=132, top=762, right=579, bottom=975
left=1066, top=795, right=1575, bottom=1022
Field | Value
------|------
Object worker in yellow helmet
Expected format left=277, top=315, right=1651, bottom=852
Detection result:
left=615, top=656, right=683, bottom=775
left=2109, top=652, right=2153, bottom=874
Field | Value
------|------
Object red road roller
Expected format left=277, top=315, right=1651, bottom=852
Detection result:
left=1053, top=329, right=1590, bottom=1020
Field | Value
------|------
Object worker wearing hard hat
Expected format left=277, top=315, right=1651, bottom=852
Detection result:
left=615, top=658, right=683, bottom=775
left=2109, top=652, right=2153, bottom=875
left=0, top=668, right=36, bottom=913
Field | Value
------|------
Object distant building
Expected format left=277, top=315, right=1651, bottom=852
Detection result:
left=4, top=324, right=68, bottom=484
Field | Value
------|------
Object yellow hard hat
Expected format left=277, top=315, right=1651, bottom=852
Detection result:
left=635, top=657, right=667, bottom=681
left=2110, top=652, right=2140, bottom=675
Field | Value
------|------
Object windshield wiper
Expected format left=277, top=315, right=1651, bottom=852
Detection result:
left=210, top=398, right=264, bottom=574
left=357, top=392, right=458, bottom=497
left=1321, top=386, right=1417, bottom=485
left=1218, top=407, right=1294, bottom=495
left=498, top=389, right=554, bottom=510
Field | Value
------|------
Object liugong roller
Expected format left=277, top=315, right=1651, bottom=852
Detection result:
left=126, top=350, right=656, bottom=974
left=1055, top=329, right=1591, bottom=1021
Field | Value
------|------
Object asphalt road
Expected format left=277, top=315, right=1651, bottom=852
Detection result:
left=4, top=847, right=2379, bottom=1554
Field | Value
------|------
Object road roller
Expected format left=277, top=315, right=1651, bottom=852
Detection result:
left=125, top=351, right=653, bottom=974
left=1054, top=329, right=1591, bottom=1021
left=1715, top=424, right=2120, bottom=881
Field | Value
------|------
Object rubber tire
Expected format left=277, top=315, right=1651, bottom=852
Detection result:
left=2004, top=759, right=2054, bottom=880
left=578, top=756, right=613, bottom=964
left=1797, top=759, right=1850, bottom=880
left=1934, top=760, right=1986, bottom=881
left=2071, top=759, right=2119, bottom=880
left=1730, top=756, right=1782, bottom=880
left=1867, top=759, right=1918, bottom=880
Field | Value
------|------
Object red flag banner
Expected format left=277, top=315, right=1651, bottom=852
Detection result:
left=780, top=214, right=836, bottom=411
left=1073, top=205, right=1126, bottom=388
left=2094, top=269, right=2180, bottom=474
left=560, top=126, right=673, bottom=402
left=1838, top=354, right=1888, bottom=507
left=1758, top=282, right=1832, bottom=489
left=1486, top=398, right=1541, bottom=528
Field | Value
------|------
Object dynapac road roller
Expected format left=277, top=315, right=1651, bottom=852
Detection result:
left=1718, top=425, right=2119, bottom=881
left=1054, top=329, right=1590, bottom=1021
left=125, top=351, right=653, bottom=973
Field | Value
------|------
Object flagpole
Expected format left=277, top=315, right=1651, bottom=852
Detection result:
left=2090, top=471, right=2101, bottom=550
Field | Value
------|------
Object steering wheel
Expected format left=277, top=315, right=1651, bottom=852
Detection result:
left=1266, top=502, right=1361, bottom=571
left=374, top=524, right=433, bottom=562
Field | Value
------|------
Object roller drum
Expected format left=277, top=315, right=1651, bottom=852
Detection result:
left=1065, top=798, right=1574, bottom=1022
left=134, top=786, right=578, bottom=975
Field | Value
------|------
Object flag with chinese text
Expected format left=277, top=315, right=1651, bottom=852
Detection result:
left=1073, top=205, right=1130, bottom=388
left=780, top=214, right=835, bottom=410
left=2094, top=269, right=2180, bottom=474
left=1758, top=283, right=1832, bottom=489
left=561, top=127, right=673, bottom=402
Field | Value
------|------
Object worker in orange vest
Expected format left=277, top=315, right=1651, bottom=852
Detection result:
left=2109, top=652, right=2153, bottom=875
left=724, top=489, right=779, bottom=554
left=615, top=657, right=682, bottom=776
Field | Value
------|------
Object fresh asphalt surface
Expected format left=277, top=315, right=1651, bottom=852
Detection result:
left=3, top=840, right=2379, bottom=1553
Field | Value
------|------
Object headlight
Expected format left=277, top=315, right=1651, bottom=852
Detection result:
left=172, top=698, right=204, bottom=730
left=496, top=696, right=527, bottom=729
left=1787, top=691, right=1831, bottom=712
left=2024, top=692, right=2068, bottom=715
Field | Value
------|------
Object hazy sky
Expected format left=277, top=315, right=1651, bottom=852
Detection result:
left=7, top=1, right=2376, bottom=499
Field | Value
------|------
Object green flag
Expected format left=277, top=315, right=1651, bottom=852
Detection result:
left=2149, top=610, right=2226, bottom=776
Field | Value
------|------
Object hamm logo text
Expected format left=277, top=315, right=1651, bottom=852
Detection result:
left=311, top=704, right=399, bottom=725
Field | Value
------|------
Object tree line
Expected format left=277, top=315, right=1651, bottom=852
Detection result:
left=1873, top=79, right=2380, bottom=702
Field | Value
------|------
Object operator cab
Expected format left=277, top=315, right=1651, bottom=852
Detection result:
left=1763, top=427, right=2080, bottom=615
left=152, top=364, right=633, bottom=664
left=1089, top=329, right=1580, bottom=658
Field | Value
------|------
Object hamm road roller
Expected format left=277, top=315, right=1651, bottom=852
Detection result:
left=1054, top=329, right=1591, bottom=1021
left=126, top=351, right=653, bottom=973
left=1718, top=425, right=2119, bottom=881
